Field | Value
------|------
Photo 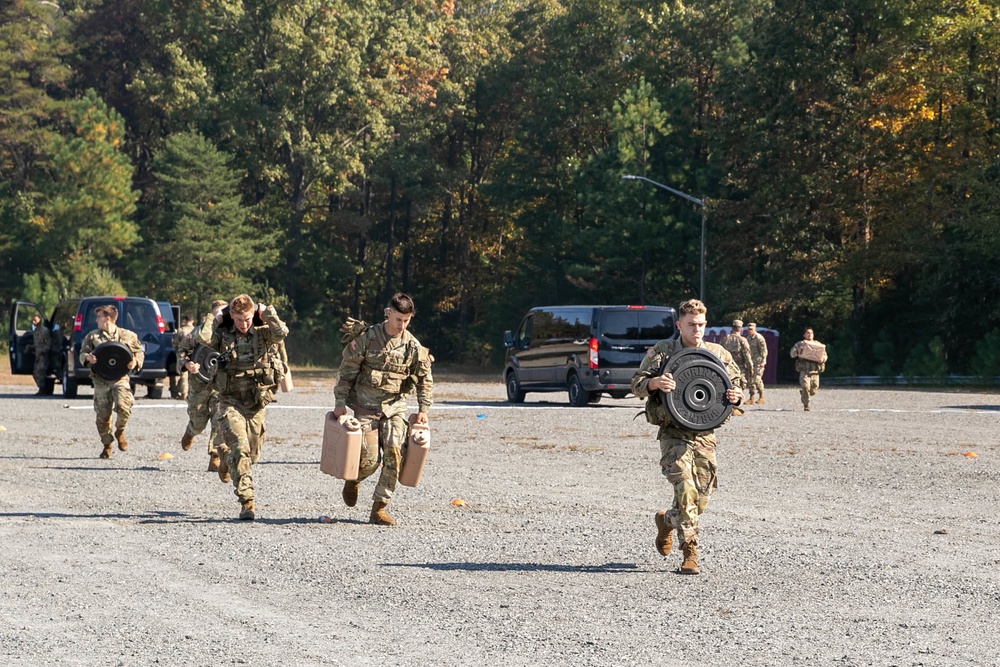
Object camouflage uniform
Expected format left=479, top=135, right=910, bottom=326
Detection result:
left=29, top=323, right=52, bottom=391
left=631, top=339, right=741, bottom=549
left=746, top=329, right=768, bottom=401
left=200, top=306, right=287, bottom=509
left=176, top=315, right=222, bottom=453
left=80, top=326, right=145, bottom=449
left=791, top=340, right=828, bottom=410
left=720, top=331, right=752, bottom=389
left=334, top=321, right=433, bottom=505
left=170, top=321, right=195, bottom=399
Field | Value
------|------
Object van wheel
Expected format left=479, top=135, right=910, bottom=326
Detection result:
left=567, top=374, right=590, bottom=407
left=609, top=391, right=629, bottom=400
left=62, top=362, right=78, bottom=398
left=505, top=371, right=526, bottom=403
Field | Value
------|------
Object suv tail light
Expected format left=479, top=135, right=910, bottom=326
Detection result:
left=589, top=336, right=599, bottom=369
left=156, top=315, right=165, bottom=334
left=73, top=313, right=83, bottom=332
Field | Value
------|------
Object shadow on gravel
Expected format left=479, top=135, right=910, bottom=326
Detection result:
left=944, top=404, right=1000, bottom=411
left=383, top=561, right=643, bottom=574
left=441, top=399, right=641, bottom=410
left=0, top=511, right=367, bottom=526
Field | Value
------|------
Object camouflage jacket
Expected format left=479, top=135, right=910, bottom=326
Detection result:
left=80, top=326, right=145, bottom=385
left=747, top=332, right=768, bottom=365
left=29, top=325, right=51, bottom=356
left=199, top=306, right=288, bottom=412
left=175, top=314, right=211, bottom=379
left=334, top=321, right=433, bottom=418
left=720, top=333, right=752, bottom=370
left=632, top=338, right=741, bottom=438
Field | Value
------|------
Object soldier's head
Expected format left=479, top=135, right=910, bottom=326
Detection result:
left=95, top=305, right=118, bottom=331
left=31, top=315, right=41, bottom=327
left=747, top=322, right=757, bottom=334
left=384, top=292, right=416, bottom=337
left=182, top=316, right=194, bottom=326
left=803, top=327, right=814, bottom=341
left=731, top=318, right=743, bottom=333
left=676, top=299, right=707, bottom=348
left=229, top=294, right=256, bottom=334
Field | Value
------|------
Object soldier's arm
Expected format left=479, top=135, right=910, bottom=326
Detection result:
left=414, top=347, right=434, bottom=420
left=333, top=339, right=365, bottom=410
left=198, top=313, right=221, bottom=350
left=631, top=349, right=663, bottom=399
left=128, top=331, right=145, bottom=370
left=760, top=338, right=769, bottom=362
left=260, top=305, right=288, bottom=346
left=80, top=333, right=96, bottom=366
left=790, top=341, right=800, bottom=358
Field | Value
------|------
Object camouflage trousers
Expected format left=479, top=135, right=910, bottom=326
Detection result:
left=170, top=369, right=189, bottom=400
left=218, top=402, right=266, bottom=502
left=93, top=377, right=134, bottom=445
left=799, top=371, right=820, bottom=408
left=748, top=365, right=765, bottom=399
left=33, top=356, right=48, bottom=390
left=659, top=431, right=718, bottom=547
left=356, top=412, right=407, bottom=504
left=184, top=377, right=223, bottom=452
left=738, top=364, right=753, bottom=391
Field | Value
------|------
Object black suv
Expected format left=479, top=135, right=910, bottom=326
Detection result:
left=8, top=296, right=173, bottom=398
left=503, top=305, right=678, bottom=406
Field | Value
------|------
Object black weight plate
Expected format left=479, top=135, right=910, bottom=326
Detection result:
left=659, top=347, right=734, bottom=431
left=92, top=341, right=134, bottom=381
left=191, top=344, right=221, bottom=383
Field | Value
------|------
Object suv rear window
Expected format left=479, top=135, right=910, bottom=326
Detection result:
left=601, top=310, right=675, bottom=342
left=82, top=300, right=159, bottom=334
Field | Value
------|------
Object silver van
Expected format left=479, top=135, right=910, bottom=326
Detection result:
left=503, top=305, right=678, bottom=406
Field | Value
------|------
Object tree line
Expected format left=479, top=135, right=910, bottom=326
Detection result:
left=2, top=0, right=998, bottom=378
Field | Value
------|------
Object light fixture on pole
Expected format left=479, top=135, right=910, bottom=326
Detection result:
left=621, top=174, right=707, bottom=302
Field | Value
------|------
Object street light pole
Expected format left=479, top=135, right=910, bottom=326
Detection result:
left=622, top=174, right=707, bottom=302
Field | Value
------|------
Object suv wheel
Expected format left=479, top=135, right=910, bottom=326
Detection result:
left=567, top=374, right=590, bottom=407
left=505, top=371, right=526, bottom=403
left=147, top=383, right=164, bottom=400
left=61, top=361, right=78, bottom=398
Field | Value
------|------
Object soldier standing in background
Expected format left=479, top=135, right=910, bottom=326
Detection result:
left=631, top=299, right=743, bottom=575
left=333, top=292, right=434, bottom=527
left=178, top=301, right=228, bottom=473
left=170, top=316, right=195, bottom=399
left=81, top=305, right=145, bottom=459
left=28, top=315, right=51, bottom=395
left=720, top=319, right=752, bottom=394
left=745, top=322, right=768, bottom=404
left=200, top=295, right=287, bottom=520
left=791, top=327, right=828, bottom=411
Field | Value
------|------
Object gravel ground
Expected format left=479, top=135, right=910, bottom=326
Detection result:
left=2, top=375, right=999, bottom=666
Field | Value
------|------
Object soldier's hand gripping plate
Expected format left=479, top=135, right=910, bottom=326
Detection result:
left=659, top=347, right=734, bottom=431
left=92, top=341, right=134, bottom=381
left=191, top=345, right=222, bottom=383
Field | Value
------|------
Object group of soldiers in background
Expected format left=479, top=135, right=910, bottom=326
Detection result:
left=719, top=320, right=770, bottom=404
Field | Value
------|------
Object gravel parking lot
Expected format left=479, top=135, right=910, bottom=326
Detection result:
left=2, top=374, right=999, bottom=666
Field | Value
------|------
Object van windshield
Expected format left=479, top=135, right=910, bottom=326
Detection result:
left=602, top=310, right=675, bottom=343
left=82, top=301, right=159, bottom=334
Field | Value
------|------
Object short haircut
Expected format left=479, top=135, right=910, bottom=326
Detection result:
left=230, top=294, right=255, bottom=314
left=804, top=327, right=814, bottom=334
left=95, top=305, right=119, bottom=322
left=677, top=299, right=707, bottom=318
left=211, top=299, right=229, bottom=310
left=389, top=292, right=416, bottom=315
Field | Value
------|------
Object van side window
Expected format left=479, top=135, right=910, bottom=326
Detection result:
left=601, top=311, right=639, bottom=341
left=125, top=301, right=157, bottom=332
left=518, top=316, right=533, bottom=348
left=638, top=311, right=675, bottom=340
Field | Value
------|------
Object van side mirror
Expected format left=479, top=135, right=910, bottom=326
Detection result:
left=503, top=330, right=514, bottom=348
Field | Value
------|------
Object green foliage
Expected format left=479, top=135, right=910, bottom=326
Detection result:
left=871, top=329, right=896, bottom=381
left=20, top=273, right=60, bottom=316
left=970, top=330, right=1000, bottom=383
left=902, top=336, right=948, bottom=381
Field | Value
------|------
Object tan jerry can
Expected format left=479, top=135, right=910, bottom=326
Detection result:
left=798, top=340, right=827, bottom=364
left=280, top=368, right=294, bottom=392
left=399, top=415, right=431, bottom=488
left=319, top=412, right=362, bottom=480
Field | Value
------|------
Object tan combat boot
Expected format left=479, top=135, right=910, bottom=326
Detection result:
left=100, top=443, right=113, bottom=459
left=680, top=543, right=700, bottom=575
left=115, top=429, right=128, bottom=452
left=343, top=480, right=360, bottom=507
left=757, top=394, right=765, bottom=404
left=369, top=501, right=396, bottom=526
left=745, top=397, right=756, bottom=405
left=217, top=445, right=231, bottom=483
left=181, top=432, right=194, bottom=451
left=207, top=451, right=220, bottom=472
left=239, top=498, right=255, bottom=521
left=654, top=511, right=673, bottom=556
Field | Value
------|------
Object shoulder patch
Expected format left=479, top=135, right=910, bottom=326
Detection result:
left=646, top=347, right=656, bottom=358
